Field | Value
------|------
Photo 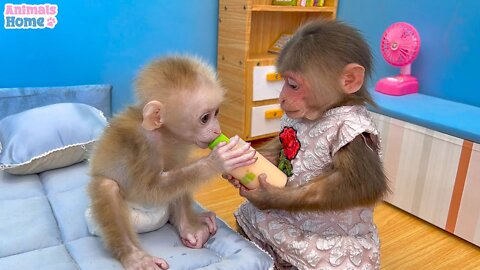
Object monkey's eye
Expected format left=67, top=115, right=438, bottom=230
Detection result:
left=287, top=78, right=298, bottom=90
left=215, top=108, right=219, bottom=116
left=200, top=113, right=210, bottom=124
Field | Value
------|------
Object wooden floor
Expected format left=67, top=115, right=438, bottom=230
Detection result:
left=194, top=175, right=480, bottom=269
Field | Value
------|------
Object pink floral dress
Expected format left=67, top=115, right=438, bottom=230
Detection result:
left=235, top=105, right=382, bottom=270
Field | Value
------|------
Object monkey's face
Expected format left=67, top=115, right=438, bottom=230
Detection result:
left=279, top=70, right=348, bottom=121
left=279, top=71, right=312, bottom=120
left=192, top=105, right=222, bottom=149
left=165, top=86, right=223, bottom=149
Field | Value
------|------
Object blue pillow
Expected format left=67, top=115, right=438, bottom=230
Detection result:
left=0, top=103, right=107, bottom=175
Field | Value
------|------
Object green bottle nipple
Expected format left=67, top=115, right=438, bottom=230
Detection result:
left=208, top=133, right=230, bottom=150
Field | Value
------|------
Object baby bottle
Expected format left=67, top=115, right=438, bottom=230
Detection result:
left=209, top=134, right=287, bottom=189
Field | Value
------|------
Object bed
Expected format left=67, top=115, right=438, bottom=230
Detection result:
left=0, top=85, right=273, bottom=270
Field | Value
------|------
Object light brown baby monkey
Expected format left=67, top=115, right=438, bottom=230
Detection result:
left=86, top=56, right=256, bottom=270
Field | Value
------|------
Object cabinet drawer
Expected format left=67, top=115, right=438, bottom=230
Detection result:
left=250, top=104, right=283, bottom=137
left=252, top=65, right=283, bottom=101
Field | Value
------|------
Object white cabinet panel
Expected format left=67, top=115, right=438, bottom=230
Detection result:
left=252, top=65, right=283, bottom=101
left=250, top=104, right=283, bottom=137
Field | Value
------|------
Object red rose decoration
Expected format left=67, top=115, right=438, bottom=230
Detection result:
left=279, top=127, right=300, bottom=160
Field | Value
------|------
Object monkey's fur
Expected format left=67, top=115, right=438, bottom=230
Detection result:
left=239, top=20, right=390, bottom=212
left=87, top=56, right=255, bottom=270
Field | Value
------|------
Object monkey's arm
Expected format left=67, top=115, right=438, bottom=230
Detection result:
left=257, top=137, right=282, bottom=165
left=240, top=135, right=389, bottom=211
left=156, top=136, right=256, bottom=190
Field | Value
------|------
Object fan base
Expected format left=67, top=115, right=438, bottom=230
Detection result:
left=375, top=75, right=419, bottom=96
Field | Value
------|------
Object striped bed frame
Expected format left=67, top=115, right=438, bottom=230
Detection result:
left=372, top=112, right=480, bottom=247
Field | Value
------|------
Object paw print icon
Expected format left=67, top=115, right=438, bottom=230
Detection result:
left=46, top=17, right=57, bottom=28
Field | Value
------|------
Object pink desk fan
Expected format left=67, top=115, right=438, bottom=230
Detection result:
left=375, top=22, right=421, bottom=95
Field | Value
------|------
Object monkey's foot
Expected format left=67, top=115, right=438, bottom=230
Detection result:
left=122, top=249, right=169, bottom=270
left=198, top=211, right=217, bottom=234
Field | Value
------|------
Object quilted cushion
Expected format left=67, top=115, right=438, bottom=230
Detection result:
left=0, top=161, right=274, bottom=269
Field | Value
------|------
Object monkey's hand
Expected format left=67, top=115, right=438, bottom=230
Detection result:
left=206, top=135, right=257, bottom=173
left=179, top=212, right=217, bottom=249
left=122, top=249, right=169, bottom=270
left=239, top=174, right=280, bottom=210
left=222, top=173, right=241, bottom=189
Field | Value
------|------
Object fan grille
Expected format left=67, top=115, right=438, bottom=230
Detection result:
left=380, top=22, right=420, bottom=67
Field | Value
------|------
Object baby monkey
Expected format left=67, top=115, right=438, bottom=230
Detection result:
left=86, top=56, right=255, bottom=270
left=228, top=20, right=389, bottom=269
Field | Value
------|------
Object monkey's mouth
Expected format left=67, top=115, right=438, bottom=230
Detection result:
left=284, top=109, right=300, bottom=115
left=283, top=109, right=304, bottom=119
left=280, top=105, right=298, bottom=114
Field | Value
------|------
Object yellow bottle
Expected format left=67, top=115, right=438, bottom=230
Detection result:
left=209, top=134, right=287, bottom=189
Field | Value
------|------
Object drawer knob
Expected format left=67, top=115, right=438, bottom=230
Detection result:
left=266, top=72, right=282, bottom=81
left=265, top=109, right=283, bottom=119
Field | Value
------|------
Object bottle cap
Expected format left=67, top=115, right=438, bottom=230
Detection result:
left=208, top=133, right=230, bottom=150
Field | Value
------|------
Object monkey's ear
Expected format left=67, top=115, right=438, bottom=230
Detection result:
left=340, top=63, right=365, bottom=94
left=142, top=100, right=164, bottom=131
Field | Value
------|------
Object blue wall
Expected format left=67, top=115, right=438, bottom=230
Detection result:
left=2, top=1, right=479, bottom=111
left=338, top=0, right=480, bottom=108
left=0, top=1, right=219, bottom=112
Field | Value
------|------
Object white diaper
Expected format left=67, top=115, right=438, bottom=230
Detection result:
left=85, top=202, right=170, bottom=236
